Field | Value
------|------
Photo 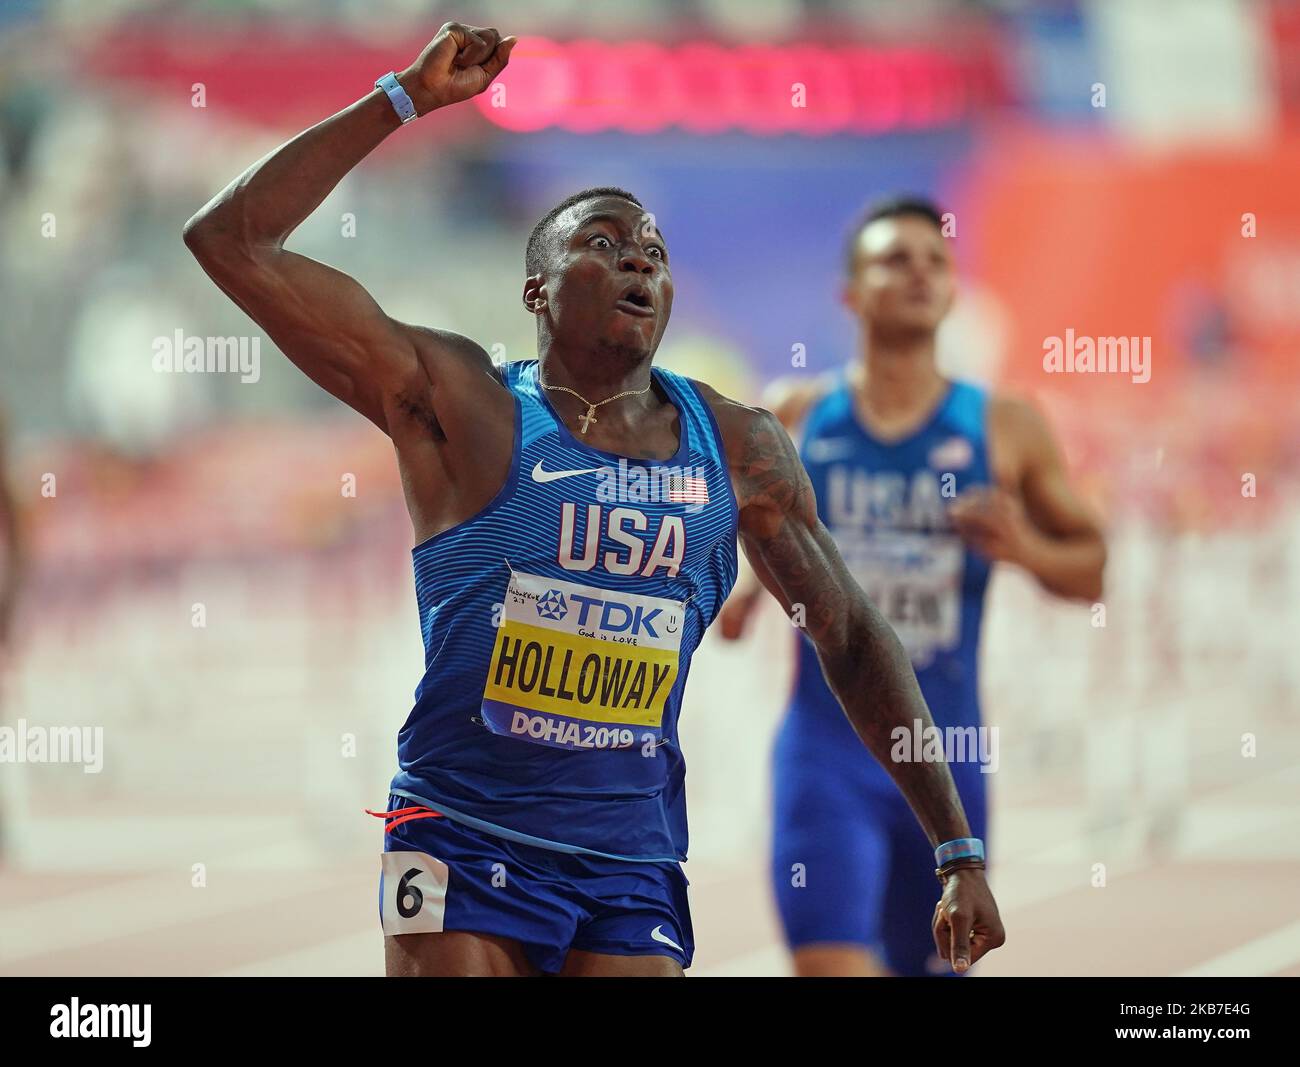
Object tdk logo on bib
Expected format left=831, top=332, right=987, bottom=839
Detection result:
left=561, top=594, right=664, bottom=639
left=535, top=589, right=664, bottom=638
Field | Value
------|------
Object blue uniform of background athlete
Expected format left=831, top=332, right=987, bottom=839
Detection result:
left=771, top=373, right=992, bottom=977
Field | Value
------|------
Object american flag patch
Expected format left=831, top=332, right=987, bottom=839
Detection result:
left=668, top=473, right=709, bottom=504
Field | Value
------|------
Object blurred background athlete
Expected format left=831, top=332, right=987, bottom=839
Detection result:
left=721, top=197, right=1106, bottom=977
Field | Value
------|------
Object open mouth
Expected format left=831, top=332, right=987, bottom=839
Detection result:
left=614, top=286, right=655, bottom=318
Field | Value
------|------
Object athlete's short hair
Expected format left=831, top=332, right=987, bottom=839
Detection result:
left=526, top=186, right=644, bottom=277
left=844, top=195, right=945, bottom=275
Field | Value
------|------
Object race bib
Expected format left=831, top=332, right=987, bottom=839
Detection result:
left=481, top=571, right=684, bottom=751
left=837, top=531, right=964, bottom=669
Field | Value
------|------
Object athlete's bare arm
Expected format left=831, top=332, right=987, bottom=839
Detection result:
left=700, top=383, right=1005, bottom=971
left=953, top=394, right=1106, bottom=602
left=758, top=375, right=832, bottom=432
left=716, top=375, right=830, bottom=639
left=182, top=23, right=517, bottom=541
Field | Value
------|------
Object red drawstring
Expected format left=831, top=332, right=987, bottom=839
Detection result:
left=364, top=804, right=444, bottom=834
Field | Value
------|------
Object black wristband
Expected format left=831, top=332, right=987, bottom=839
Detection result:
left=934, top=858, right=986, bottom=883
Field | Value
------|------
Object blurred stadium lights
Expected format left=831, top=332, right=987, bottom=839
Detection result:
left=76, top=19, right=1006, bottom=135
left=472, top=39, right=998, bottom=135
left=38, top=0, right=1289, bottom=142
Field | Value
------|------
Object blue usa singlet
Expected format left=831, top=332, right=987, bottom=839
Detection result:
left=785, top=374, right=992, bottom=784
left=390, top=359, right=738, bottom=862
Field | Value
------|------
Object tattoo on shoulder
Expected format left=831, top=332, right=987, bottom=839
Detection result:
left=733, top=409, right=810, bottom=520
left=697, top=383, right=814, bottom=534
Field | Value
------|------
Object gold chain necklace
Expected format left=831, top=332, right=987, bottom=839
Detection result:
left=539, top=374, right=653, bottom=435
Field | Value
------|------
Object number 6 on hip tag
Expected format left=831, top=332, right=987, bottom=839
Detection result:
left=380, top=850, right=449, bottom=935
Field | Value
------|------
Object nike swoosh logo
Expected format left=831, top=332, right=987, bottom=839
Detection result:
left=531, top=460, right=604, bottom=483
left=650, top=925, right=683, bottom=952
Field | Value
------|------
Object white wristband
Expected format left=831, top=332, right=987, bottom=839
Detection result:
left=375, top=72, right=418, bottom=124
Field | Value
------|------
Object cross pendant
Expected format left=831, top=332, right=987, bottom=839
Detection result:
left=578, top=405, right=597, bottom=434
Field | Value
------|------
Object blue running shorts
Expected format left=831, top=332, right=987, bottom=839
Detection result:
left=374, top=794, right=694, bottom=974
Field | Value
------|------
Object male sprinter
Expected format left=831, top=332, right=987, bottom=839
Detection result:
left=183, top=25, right=1004, bottom=977
left=720, top=197, right=1106, bottom=976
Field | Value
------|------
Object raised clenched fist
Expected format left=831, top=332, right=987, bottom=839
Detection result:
left=399, top=22, right=517, bottom=114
